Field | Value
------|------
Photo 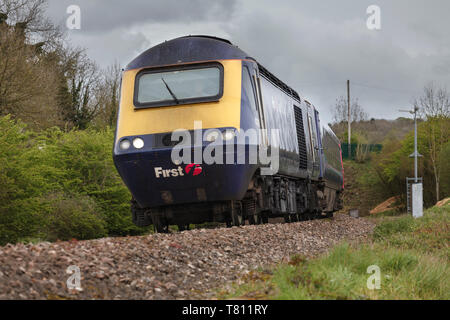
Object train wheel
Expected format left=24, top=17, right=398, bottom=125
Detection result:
left=318, top=211, right=332, bottom=219
left=154, top=218, right=169, bottom=233
left=230, top=201, right=244, bottom=227
left=305, top=210, right=314, bottom=220
left=311, top=210, right=320, bottom=220
left=247, top=206, right=261, bottom=225
left=177, top=224, right=190, bottom=231
left=243, top=197, right=260, bottom=225
left=131, top=199, right=152, bottom=227
left=248, top=212, right=261, bottom=225
left=298, top=211, right=308, bottom=221
left=261, top=211, right=269, bottom=224
left=150, top=210, right=169, bottom=233
left=284, top=214, right=291, bottom=223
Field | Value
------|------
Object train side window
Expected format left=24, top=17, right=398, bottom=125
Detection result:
left=307, top=114, right=315, bottom=162
left=242, top=66, right=258, bottom=113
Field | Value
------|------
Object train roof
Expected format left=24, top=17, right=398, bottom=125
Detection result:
left=125, top=35, right=247, bottom=70
left=126, top=35, right=301, bottom=102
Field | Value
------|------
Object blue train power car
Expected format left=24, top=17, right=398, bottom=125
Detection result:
left=113, top=36, right=344, bottom=232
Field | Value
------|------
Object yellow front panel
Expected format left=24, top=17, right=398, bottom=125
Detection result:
left=115, top=60, right=242, bottom=142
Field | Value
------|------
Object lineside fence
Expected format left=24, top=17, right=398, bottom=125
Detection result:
left=341, top=143, right=382, bottom=160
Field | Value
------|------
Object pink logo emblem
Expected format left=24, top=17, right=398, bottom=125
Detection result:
left=185, top=164, right=202, bottom=176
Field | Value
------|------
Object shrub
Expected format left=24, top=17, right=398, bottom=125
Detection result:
left=31, top=127, right=144, bottom=236
left=41, top=193, right=107, bottom=242
left=0, top=116, right=147, bottom=245
left=373, top=216, right=416, bottom=240
left=0, top=116, right=46, bottom=244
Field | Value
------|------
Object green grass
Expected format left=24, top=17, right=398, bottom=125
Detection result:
left=218, top=204, right=449, bottom=300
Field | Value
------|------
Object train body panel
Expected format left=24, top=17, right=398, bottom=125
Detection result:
left=114, top=145, right=257, bottom=208
left=321, top=124, right=344, bottom=190
left=259, top=74, right=302, bottom=178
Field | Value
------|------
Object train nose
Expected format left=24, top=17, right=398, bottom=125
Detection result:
left=113, top=142, right=257, bottom=208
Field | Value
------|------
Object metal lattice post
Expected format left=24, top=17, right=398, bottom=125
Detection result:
left=400, top=107, right=423, bottom=217
left=406, top=178, right=411, bottom=213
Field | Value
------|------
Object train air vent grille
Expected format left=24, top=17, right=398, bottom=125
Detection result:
left=294, top=106, right=308, bottom=170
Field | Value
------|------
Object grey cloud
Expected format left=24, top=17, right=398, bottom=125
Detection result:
left=45, top=0, right=450, bottom=124
left=69, top=30, right=150, bottom=68
left=224, top=0, right=450, bottom=123
left=47, top=0, right=236, bottom=33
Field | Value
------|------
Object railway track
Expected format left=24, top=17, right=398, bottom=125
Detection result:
left=0, top=213, right=374, bottom=300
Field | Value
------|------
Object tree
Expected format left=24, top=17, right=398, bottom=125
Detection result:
left=58, top=50, right=102, bottom=129
left=0, top=0, right=65, bottom=129
left=331, top=96, right=368, bottom=124
left=414, top=82, right=450, bottom=203
left=0, top=0, right=108, bottom=130
left=373, top=119, right=449, bottom=207
left=94, top=62, right=122, bottom=128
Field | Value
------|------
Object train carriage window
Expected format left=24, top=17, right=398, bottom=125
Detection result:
left=307, top=115, right=315, bottom=162
left=242, top=66, right=258, bottom=113
left=134, top=62, right=224, bottom=108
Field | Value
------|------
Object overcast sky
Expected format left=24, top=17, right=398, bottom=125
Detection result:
left=45, top=0, right=450, bottom=125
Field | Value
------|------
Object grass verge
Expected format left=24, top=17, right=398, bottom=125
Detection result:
left=217, top=204, right=449, bottom=300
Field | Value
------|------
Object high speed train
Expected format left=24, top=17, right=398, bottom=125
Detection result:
left=113, top=35, right=344, bottom=232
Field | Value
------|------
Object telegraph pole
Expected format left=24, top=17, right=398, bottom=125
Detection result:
left=347, top=80, right=351, bottom=159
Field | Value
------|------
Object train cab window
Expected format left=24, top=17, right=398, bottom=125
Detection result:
left=242, top=66, right=258, bottom=113
left=134, top=63, right=224, bottom=108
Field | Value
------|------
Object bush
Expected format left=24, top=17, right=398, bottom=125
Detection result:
left=31, top=127, right=145, bottom=236
left=41, top=193, right=107, bottom=242
left=0, top=116, right=45, bottom=244
left=373, top=217, right=416, bottom=240
left=0, top=116, right=147, bottom=245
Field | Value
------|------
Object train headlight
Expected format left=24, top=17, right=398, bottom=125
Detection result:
left=132, top=137, right=145, bottom=149
left=205, top=130, right=220, bottom=142
left=119, top=139, right=131, bottom=150
left=222, top=130, right=235, bottom=141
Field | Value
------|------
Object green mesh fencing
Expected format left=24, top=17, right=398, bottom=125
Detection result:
left=341, top=143, right=383, bottom=160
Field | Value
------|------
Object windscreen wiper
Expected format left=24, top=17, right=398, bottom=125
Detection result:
left=161, top=77, right=179, bottom=104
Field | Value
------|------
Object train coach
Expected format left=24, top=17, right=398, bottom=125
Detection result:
left=113, top=35, right=344, bottom=232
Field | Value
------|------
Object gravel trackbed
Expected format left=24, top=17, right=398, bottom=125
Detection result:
left=0, top=214, right=375, bottom=299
